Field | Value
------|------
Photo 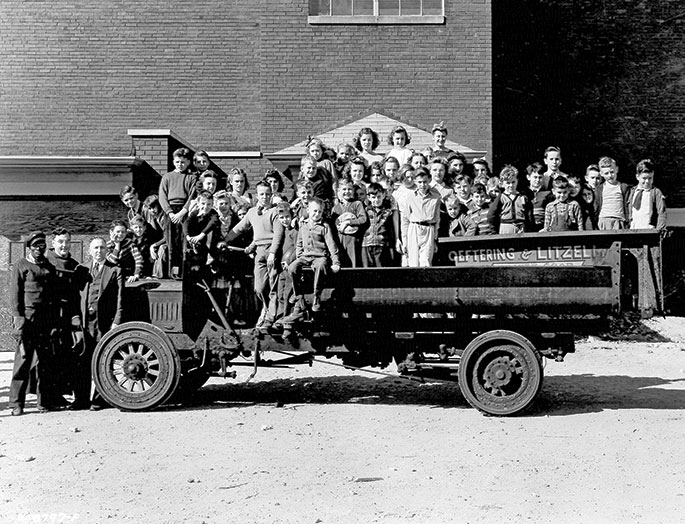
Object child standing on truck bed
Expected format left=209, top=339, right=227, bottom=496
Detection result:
left=596, top=156, right=630, bottom=230
left=490, top=165, right=533, bottom=234
left=399, top=167, right=441, bottom=267
left=626, top=159, right=667, bottom=230
left=542, top=176, right=584, bottom=232
left=332, top=178, right=367, bottom=267
left=288, top=198, right=341, bottom=312
left=465, top=183, right=496, bottom=236
left=362, top=182, right=395, bottom=267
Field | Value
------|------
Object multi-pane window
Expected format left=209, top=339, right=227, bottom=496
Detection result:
left=309, top=0, right=444, bottom=24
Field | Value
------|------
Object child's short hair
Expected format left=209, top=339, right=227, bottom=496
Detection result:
left=383, top=156, right=401, bottom=172
left=430, top=157, right=449, bottom=168
left=585, top=164, right=600, bottom=175
left=472, top=183, right=486, bottom=195
left=636, top=158, right=656, bottom=175
left=354, top=127, right=380, bottom=151
left=444, top=194, right=460, bottom=207
left=413, top=167, right=431, bottom=180
left=552, top=176, right=569, bottom=190
left=454, top=174, right=471, bottom=186
left=173, top=147, right=192, bottom=160
left=369, top=160, right=383, bottom=174
left=143, top=194, right=161, bottom=211
left=213, top=190, right=230, bottom=203
left=110, top=219, right=127, bottom=231
left=300, top=154, right=317, bottom=168
left=263, top=168, right=284, bottom=192
left=129, top=214, right=146, bottom=227
left=544, top=146, right=561, bottom=157
left=387, top=125, right=411, bottom=146
left=338, top=177, right=354, bottom=188
left=398, top=164, right=415, bottom=182
left=499, top=164, right=519, bottom=183
left=344, top=157, right=368, bottom=179
left=119, top=185, right=137, bottom=200
left=472, top=158, right=491, bottom=174
left=526, top=162, right=543, bottom=176
left=337, top=142, right=355, bottom=153
left=296, top=179, right=312, bottom=191
left=230, top=167, right=250, bottom=189
left=308, top=196, right=324, bottom=208
left=366, top=182, right=385, bottom=196
left=196, top=190, right=214, bottom=202
left=193, top=150, right=210, bottom=162
left=255, top=180, right=271, bottom=193
left=276, top=201, right=292, bottom=217
left=598, top=156, right=617, bottom=169
left=431, top=121, right=448, bottom=135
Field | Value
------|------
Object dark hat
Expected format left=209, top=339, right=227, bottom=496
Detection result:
left=25, top=231, right=46, bottom=247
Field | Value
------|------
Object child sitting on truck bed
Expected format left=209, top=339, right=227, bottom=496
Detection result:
left=288, top=198, right=341, bottom=312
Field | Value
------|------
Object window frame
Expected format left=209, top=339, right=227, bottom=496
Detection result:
left=308, top=0, right=445, bottom=25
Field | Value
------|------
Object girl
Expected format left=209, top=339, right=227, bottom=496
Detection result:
left=369, top=161, right=384, bottom=184
left=305, top=137, right=337, bottom=185
left=228, top=168, right=256, bottom=211
left=345, top=157, right=368, bottom=188
left=409, top=152, right=428, bottom=170
left=353, top=127, right=384, bottom=166
left=472, top=158, right=492, bottom=179
left=386, top=125, right=413, bottom=167
left=446, top=152, right=467, bottom=186
left=424, top=122, right=454, bottom=160
left=263, top=168, right=286, bottom=204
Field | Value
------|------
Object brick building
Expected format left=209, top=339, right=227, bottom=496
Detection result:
left=1, top=0, right=684, bottom=228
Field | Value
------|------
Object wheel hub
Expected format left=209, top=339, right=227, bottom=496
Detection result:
left=482, top=356, right=520, bottom=392
left=123, top=354, right=149, bottom=380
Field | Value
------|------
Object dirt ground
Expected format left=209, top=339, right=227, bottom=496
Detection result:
left=1, top=316, right=685, bottom=524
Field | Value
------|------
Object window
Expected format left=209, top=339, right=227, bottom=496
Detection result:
left=308, top=0, right=444, bottom=24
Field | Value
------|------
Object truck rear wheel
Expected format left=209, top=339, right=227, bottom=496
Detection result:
left=92, top=322, right=181, bottom=411
left=458, top=331, right=543, bottom=416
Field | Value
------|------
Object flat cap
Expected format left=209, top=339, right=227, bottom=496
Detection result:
left=25, top=231, right=46, bottom=247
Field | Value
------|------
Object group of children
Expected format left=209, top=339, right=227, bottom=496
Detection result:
left=109, top=125, right=667, bottom=333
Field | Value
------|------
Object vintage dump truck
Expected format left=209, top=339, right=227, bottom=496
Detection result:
left=91, top=229, right=664, bottom=416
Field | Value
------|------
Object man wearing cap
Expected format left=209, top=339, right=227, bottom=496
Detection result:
left=9, top=231, right=59, bottom=416
left=46, top=227, right=89, bottom=409
left=80, top=237, right=123, bottom=410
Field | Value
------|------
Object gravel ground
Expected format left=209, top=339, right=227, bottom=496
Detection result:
left=1, top=316, right=684, bottom=524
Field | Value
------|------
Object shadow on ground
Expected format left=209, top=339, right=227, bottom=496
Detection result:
left=160, top=373, right=685, bottom=416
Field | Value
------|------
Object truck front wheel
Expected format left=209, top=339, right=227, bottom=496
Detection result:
left=92, top=322, right=181, bottom=411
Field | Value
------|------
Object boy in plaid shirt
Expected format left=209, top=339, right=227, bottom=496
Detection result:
left=362, top=183, right=395, bottom=267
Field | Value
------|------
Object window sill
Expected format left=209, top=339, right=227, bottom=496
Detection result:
left=308, top=14, right=445, bottom=25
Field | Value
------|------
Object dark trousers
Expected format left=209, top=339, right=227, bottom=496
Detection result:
left=339, top=234, right=361, bottom=268
left=362, top=244, right=392, bottom=268
left=9, top=321, right=56, bottom=408
left=166, top=203, right=185, bottom=275
left=83, top=311, right=106, bottom=405
left=289, top=256, right=329, bottom=297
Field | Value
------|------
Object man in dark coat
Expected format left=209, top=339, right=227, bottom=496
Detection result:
left=78, top=237, right=124, bottom=409
left=9, top=231, right=59, bottom=415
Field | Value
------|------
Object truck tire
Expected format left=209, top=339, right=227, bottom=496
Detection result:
left=92, top=322, right=181, bottom=411
left=458, top=330, right=543, bottom=416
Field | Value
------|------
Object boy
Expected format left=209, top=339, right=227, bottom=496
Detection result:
left=626, top=159, right=667, bottom=230
left=399, top=167, right=441, bottom=267
left=142, top=195, right=168, bottom=278
left=584, top=164, right=603, bottom=225
left=362, top=183, right=395, bottom=267
left=289, top=198, right=341, bottom=312
left=272, top=202, right=304, bottom=336
left=300, top=154, right=334, bottom=206
left=525, top=162, right=553, bottom=232
left=225, top=181, right=284, bottom=326
left=542, top=176, right=584, bottom=232
left=441, top=195, right=469, bottom=237
left=183, top=190, right=220, bottom=267
left=596, top=156, right=630, bottom=230
left=129, top=214, right=155, bottom=278
left=491, top=165, right=532, bottom=234
left=291, top=179, right=313, bottom=227
left=453, top=174, right=473, bottom=210
left=159, top=147, right=196, bottom=278
left=541, top=146, right=567, bottom=190
left=332, top=178, right=367, bottom=267
left=120, top=185, right=145, bottom=223
left=465, top=184, right=496, bottom=236
left=107, top=220, right=143, bottom=283
left=334, top=142, right=355, bottom=180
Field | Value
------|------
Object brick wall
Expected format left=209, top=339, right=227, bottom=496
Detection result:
left=0, top=0, right=262, bottom=156
left=260, top=0, right=493, bottom=157
left=493, top=0, right=685, bottom=206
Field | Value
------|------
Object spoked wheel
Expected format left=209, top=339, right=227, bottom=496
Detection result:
left=458, top=331, right=543, bottom=416
left=92, top=322, right=181, bottom=411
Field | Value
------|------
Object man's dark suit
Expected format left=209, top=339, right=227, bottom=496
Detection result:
left=76, top=261, right=124, bottom=405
